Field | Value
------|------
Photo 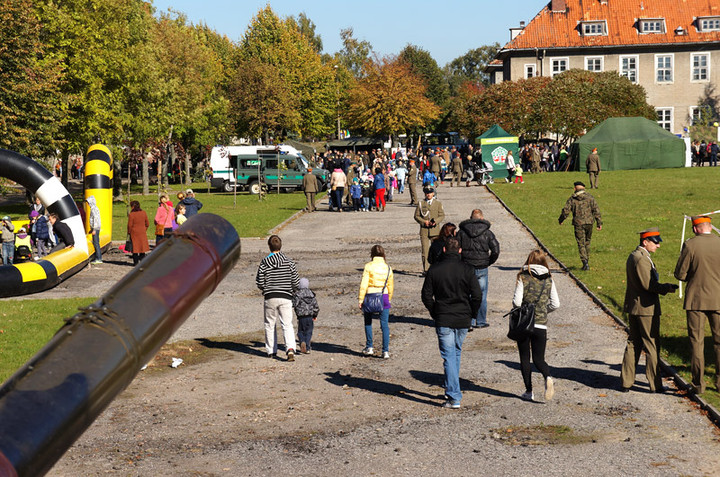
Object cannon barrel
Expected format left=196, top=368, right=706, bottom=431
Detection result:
left=0, top=213, right=241, bottom=477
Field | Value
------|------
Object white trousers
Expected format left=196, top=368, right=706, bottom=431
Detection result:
left=264, top=297, right=296, bottom=355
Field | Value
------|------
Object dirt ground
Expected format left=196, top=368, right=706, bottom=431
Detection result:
left=16, top=184, right=720, bottom=476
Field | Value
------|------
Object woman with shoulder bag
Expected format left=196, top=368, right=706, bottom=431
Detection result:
left=511, top=250, right=560, bottom=401
left=358, top=244, right=394, bottom=359
left=127, top=200, right=150, bottom=265
left=154, top=194, right=175, bottom=245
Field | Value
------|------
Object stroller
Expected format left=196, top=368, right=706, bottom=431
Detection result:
left=475, top=162, right=495, bottom=186
left=14, top=244, right=32, bottom=263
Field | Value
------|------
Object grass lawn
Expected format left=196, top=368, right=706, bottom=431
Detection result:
left=111, top=183, right=322, bottom=241
left=0, top=298, right=95, bottom=382
left=489, top=166, right=720, bottom=408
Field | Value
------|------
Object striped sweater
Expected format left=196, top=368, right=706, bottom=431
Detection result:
left=256, top=252, right=300, bottom=300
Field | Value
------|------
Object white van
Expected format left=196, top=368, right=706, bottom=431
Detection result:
left=209, top=145, right=327, bottom=194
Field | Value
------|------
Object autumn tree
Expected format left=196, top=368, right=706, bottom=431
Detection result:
left=228, top=60, right=301, bottom=142
left=0, top=0, right=65, bottom=158
left=292, top=12, right=323, bottom=54
left=239, top=6, right=336, bottom=138
left=398, top=45, right=450, bottom=111
left=346, top=57, right=441, bottom=137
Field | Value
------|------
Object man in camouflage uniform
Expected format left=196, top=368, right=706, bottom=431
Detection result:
left=558, top=181, right=602, bottom=270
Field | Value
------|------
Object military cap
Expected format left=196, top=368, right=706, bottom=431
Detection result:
left=639, top=227, right=662, bottom=243
left=692, top=215, right=711, bottom=226
left=423, top=186, right=435, bottom=194
left=573, top=181, right=585, bottom=188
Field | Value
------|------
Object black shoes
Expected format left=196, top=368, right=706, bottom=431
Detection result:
left=581, top=261, right=589, bottom=271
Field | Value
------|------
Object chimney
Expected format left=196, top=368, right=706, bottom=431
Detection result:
left=552, top=0, right=566, bottom=12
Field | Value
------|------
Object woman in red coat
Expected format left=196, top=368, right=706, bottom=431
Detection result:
left=127, top=200, right=150, bottom=265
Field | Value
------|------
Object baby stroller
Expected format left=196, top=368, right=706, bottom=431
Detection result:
left=14, top=244, right=32, bottom=263
left=476, top=162, right=495, bottom=186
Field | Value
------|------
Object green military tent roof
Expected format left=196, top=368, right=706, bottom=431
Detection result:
left=576, top=117, right=685, bottom=171
left=475, top=124, right=518, bottom=144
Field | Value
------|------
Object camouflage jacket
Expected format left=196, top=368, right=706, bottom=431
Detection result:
left=558, top=190, right=602, bottom=227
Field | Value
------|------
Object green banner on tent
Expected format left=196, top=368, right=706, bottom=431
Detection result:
left=475, top=125, right=519, bottom=179
left=480, top=136, right=519, bottom=145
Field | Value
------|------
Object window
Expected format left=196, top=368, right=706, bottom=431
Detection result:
left=655, top=54, right=673, bottom=83
left=691, top=53, right=710, bottom=81
left=640, top=19, right=665, bottom=34
left=551, top=58, right=569, bottom=77
left=689, top=106, right=701, bottom=125
left=698, top=17, right=720, bottom=32
left=524, top=64, right=536, bottom=79
left=581, top=21, right=607, bottom=36
left=656, top=108, right=673, bottom=131
left=620, top=55, right=638, bottom=83
left=585, top=57, right=603, bottom=72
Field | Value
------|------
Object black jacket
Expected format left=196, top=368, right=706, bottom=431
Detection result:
left=421, top=252, right=483, bottom=328
left=457, top=218, right=500, bottom=269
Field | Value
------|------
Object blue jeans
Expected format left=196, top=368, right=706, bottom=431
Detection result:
left=472, top=267, right=489, bottom=327
left=436, top=326, right=468, bottom=404
left=2, top=242, right=14, bottom=265
left=297, top=316, right=314, bottom=349
left=91, top=230, right=102, bottom=261
left=364, top=308, right=390, bottom=352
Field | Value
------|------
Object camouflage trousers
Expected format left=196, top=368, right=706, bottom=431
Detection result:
left=574, top=224, right=593, bottom=263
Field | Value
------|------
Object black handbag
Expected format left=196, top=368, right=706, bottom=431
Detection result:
left=125, top=235, right=133, bottom=253
left=362, top=268, right=390, bottom=314
left=505, top=279, right=549, bottom=341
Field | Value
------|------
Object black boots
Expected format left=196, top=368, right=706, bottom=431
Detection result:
left=581, top=260, right=589, bottom=271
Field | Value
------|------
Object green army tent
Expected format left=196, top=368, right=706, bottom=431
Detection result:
left=475, top=125, right=519, bottom=179
left=576, top=117, right=685, bottom=171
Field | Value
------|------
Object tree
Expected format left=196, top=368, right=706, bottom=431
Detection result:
left=0, top=0, right=66, bottom=158
left=335, top=28, right=373, bottom=79
left=228, top=60, right=301, bottom=142
left=445, top=44, right=501, bottom=95
left=239, top=6, right=336, bottom=138
left=690, top=83, right=720, bottom=142
left=346, top=57, right=441, bottom=136
left=398, top=45, right=450, bottom=110
left=292, top=12, right=322, bottom=54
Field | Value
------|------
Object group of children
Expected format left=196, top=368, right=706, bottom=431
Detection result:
left=0, top=197, right=54, bottom=265
left=344, top=168, right=400, bottom=212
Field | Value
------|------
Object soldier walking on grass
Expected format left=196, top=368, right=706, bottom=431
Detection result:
left=586, top=147, right=601, bottom=189
left=558, top=181, right=602, bottom=271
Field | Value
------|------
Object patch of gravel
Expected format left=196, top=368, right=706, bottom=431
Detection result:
left=36, top=184, right=720, bottom=476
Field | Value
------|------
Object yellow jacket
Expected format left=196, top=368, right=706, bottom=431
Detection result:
left=358, top=257, right=394, bottom=304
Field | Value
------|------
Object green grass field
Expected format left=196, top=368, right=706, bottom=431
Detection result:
left=490, top=166, right=720, bottom=407
left=0, top=298, right=95, bottom=381
left=111, top=184, right=322, bottom=240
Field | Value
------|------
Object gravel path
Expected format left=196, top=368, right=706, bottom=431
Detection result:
left=43, top=183, right=720, bottom=476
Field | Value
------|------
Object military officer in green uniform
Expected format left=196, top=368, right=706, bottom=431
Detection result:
left=407, top=160, right=419, bottom=206
left=451, top=153, right=463, bottom=187
left=620, top=227, right=677, bottom=393
left=674, top=215, right=720, bottom=394
left=586, top=147, right=601, bottom=189
left=414, top=186, right=445, bottom=273
left=558, top=181, right=602, bottom=270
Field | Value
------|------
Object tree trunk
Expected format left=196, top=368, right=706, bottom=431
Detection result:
left=185, top=152, right=191, bottom=186
left=60, top=149, right=69, bottom=188
left=142, top=151, right=150, bottom=196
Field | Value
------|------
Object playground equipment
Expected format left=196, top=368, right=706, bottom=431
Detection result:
left=0, top=213, right=241, bottom=477
left=0, top=145, right=112, bottom=297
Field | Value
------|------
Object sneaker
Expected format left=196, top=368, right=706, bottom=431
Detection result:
left=478, top=323, right=489, bottom=328
left=268, top=353, right=277, bottom=359
left=545, top=377, right=555, bottom=401
left=382, top=351, right=390, bottom=359
left=362, top=347, right=374, bottom=356
left=287, top=350, right=295, bottom=362
left=91, top=260, right=103, bottom=264
left=521, top=391, right=534, bottom=401
left=442, top=401, right=460, bottom=409
left=300, top=342, right=307, bottom=354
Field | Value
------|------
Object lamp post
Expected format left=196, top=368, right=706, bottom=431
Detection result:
left=714, top=121, right=719, bottom=143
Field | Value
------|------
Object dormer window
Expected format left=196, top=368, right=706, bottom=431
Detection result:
left=581, top=21, right=607, bottom=36
left=698, top=17, right=720, bottom=32
left=639, top=19, right=666, bottom=34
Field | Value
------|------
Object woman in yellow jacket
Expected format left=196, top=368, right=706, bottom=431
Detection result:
left=358, top=244, right=394, bottom=358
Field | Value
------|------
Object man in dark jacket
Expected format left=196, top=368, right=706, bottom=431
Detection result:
left=180, top=189, right=203, bottom=218
left=48, top=213, right=75, bottom=254
left=422, top=237, right=482, bottom=409
left=457, top=209, right=500, bottom=329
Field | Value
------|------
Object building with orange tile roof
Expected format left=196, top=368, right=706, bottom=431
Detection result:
left=492, top=0, right=720, bottom=135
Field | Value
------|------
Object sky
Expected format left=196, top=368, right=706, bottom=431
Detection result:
left=150, top=0, right=545, bottom=66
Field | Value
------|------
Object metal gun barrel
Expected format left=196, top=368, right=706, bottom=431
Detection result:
left=0, top=213, right=241, bottom=477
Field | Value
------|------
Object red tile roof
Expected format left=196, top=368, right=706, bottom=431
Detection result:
left=503, top=0, right=720, bottom=50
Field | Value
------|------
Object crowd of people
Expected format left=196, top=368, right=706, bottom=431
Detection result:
left=691, top=140, right=719, bottom=167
